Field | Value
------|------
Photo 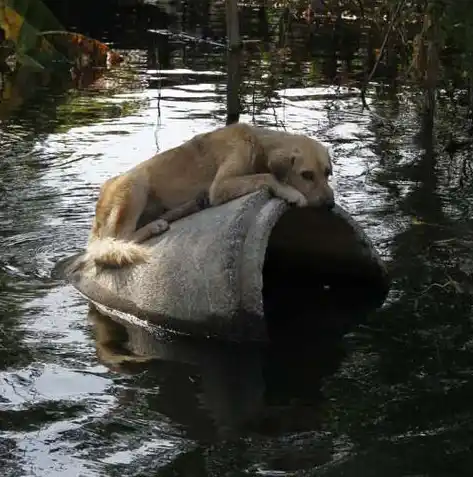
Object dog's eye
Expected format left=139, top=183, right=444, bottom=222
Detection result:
left=290, top=155, right=296, bottom=166
left=301, top=170, right=315, bottom=181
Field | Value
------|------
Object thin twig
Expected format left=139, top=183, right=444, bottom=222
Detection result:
left=148, top=29, right=226, bottom=48
left=361, top=0, right=406, bottom=110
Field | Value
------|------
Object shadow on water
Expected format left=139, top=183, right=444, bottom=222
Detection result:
left=1, top=0, right=473, bottom=476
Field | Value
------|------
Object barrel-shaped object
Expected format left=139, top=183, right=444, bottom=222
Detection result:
left=58, top=191, right=390, bottom=342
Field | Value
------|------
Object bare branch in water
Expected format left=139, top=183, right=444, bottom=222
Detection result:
left=360, top=0, right=406, bottom=110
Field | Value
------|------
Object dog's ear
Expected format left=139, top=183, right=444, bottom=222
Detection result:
left=268, top=153, right=295, bottom=181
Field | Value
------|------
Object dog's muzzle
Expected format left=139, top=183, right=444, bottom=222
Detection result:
left=309, top=189, right=335, bottom=210
left=323, top=194, right=335, bottom=210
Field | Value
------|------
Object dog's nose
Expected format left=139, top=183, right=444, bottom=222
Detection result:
left=324, top=196, right=335, bottom=210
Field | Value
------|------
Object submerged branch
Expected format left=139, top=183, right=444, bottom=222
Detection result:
left=360, top=0, right=406, bottom=110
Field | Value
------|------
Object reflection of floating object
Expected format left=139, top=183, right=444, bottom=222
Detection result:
left=89, top=304, right=349, bottom=436
left=56, top=191, right=390, bottom=343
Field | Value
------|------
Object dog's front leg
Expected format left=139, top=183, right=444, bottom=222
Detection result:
left=210, top=173, right=308, bottom=206
left=265, top=178, right=309, bottom=206
left=210, top=144, right=308, bottom=206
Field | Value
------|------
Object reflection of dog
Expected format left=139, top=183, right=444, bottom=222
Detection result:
left=85, top=122, right=334, bottom=268
left=88, top=307, right=154, bottom=374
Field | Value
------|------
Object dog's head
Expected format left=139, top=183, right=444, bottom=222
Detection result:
left=268, top=134, right=335, bottom=209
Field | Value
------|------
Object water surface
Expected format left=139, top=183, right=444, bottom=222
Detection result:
left=1, top=3, right=473, bottom=476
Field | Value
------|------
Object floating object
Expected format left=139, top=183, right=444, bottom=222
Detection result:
left=56, top=191, right=390, bottom=342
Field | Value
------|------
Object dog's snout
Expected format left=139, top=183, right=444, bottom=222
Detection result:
left=321, top=189, right=335, bottom=210
left=325, top=195, right=335, bottom=210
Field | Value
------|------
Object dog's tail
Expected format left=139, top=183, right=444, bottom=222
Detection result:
left=84, top=237, right=152, bottom=268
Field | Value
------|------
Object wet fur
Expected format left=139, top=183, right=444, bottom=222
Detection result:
left=85, top=122, right=334, bottom=268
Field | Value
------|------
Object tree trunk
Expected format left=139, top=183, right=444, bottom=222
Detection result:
left=225, top=0, right=241, bottom=125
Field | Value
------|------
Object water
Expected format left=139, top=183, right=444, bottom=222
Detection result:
left=1, top=2, right=473, bottom=476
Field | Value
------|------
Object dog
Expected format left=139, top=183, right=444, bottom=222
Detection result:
left=84, top=122, right=334, bottom=268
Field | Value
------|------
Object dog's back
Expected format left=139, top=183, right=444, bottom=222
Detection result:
left=85, top=122, right=276, bottom=269
left=84, top=123, right=256, bottom=268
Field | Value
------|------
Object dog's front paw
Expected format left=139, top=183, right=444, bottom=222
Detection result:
left=276, top=185, right=308, bottom=207
left=289, top=192, right=309, bottom=207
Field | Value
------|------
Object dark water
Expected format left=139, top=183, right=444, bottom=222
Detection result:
left=1, top=2, right=473, bottom=476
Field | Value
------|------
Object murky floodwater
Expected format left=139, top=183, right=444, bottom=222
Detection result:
left=1, top=2, right=473, bottom=476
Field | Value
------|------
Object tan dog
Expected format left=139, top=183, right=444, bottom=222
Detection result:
left=84, top=122, right=334, bottom=268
